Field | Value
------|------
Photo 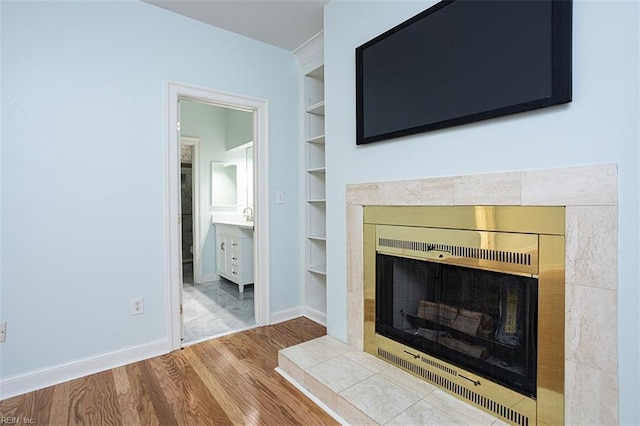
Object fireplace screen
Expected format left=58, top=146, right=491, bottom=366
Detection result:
left=376, top=254, right=538, bottom=397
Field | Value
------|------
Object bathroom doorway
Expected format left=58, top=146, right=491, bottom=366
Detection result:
left=166, top=82, right=270, bottom=350
left=179, top=99, right=257, bottom=345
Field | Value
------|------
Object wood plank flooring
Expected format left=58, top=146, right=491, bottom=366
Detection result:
left=0, top=317, right=339, bottom=426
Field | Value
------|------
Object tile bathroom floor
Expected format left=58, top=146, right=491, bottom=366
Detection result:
left=182, top=263, right=256, bottom=345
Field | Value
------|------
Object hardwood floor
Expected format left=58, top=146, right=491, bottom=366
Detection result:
left=0, top=318, right=339, bottom=426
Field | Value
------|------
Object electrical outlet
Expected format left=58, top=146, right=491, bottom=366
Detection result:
left=276, top=190, right=285, bottom=204
left=131, top=298, right=144, bottom=316
left=0, top=322, right=6, bottom=343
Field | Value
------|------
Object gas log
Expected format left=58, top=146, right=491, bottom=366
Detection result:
left=417, top=300, right=494, bottom=337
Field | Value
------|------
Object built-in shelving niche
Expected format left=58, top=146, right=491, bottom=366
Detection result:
left=303, top=63, right=327, bottom=323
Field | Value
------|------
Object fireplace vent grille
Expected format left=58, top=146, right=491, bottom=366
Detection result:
left=378, top=238, right=532, bottom=266
left=378, top=348, right=530, bottom=426
left=420, top=355, right=457, bottom=376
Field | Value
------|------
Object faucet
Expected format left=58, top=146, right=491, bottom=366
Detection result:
left=242, top=206, right=253, bottom=222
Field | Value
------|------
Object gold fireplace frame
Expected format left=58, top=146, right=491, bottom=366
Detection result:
left=363, top=206, right=565, bottom=426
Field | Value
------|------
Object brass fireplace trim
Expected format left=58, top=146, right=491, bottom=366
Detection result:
left=363, top=206, right=565, bottom=426
left=375, top=224, right=539, bottom=276
left=364, top=205, right=565, bottom=235
left=376, top=335, right=537, bottom=426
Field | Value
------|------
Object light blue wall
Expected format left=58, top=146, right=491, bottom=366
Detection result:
left=226, top=109, right=254, bottom=151
left=0, top=1, right=301, bottom=380
left=324, top=0, right=639, bottom=424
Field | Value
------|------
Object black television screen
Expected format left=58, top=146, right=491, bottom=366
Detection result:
left=356, top=0, right=572, bottom=145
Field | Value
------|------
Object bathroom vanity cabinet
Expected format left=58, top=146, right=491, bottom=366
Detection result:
left=214, top=223, right=254, bottom=293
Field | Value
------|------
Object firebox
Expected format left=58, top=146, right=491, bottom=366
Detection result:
left=363, top=206, right=565, bottom=426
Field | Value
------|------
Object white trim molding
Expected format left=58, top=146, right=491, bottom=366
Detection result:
left=269, top=307, right=305, bottom=325
left=303, top=306, right=327, bottom=326
left=0, top=339, right=170, bottom=401
left=166, top=82, right=271, bottom=351
left=293, top=31, right=324, bottom=66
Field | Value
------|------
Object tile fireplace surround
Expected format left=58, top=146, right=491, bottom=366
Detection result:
left=278, top=164, right=618, bottom=425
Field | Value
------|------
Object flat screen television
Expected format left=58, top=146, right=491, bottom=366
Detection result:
left=355, top=0, right=572, bottom=145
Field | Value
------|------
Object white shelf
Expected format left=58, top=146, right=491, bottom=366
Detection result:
left=307, top=101, right=325, bottom=116
left=307, top=135, right=325, bottom=144
left=308, top=234, right=327, bottom=241
left=307, top=167, right=326, bottom=173
left=307, top=265, right=327, bottom=275
left=307, top=66, right=324, bottom=79
left=303, top=61, right=326, bottom=322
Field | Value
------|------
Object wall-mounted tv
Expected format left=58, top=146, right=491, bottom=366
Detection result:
left=356, top=0, right=572, bottom=145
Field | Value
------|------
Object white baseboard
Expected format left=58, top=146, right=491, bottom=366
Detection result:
left=303, top=306, right=327, bottom=326
left=269, top=306, right=327, bottom=327
left=275, top=367, right=347, bottom=425
left=269, top=307, right=304, bottom=325
left=0, top=339, right=171, bottom=401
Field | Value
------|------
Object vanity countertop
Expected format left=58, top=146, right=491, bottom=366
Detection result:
left=212, top=218, right=254, bottom=230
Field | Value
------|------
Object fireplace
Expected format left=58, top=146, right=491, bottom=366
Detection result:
left=277, top=165, right=617, bottom=425
left=363, top=206, right=565, bottom=425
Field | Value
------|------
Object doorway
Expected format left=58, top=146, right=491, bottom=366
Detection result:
left=167, top=83, right=270, bottom=350
left=180, top=101, right=255, bottom=345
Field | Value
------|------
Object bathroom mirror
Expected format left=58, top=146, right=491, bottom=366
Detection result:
left=211, top=162, right=237, bottom=207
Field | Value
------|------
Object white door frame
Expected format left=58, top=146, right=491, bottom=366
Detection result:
left=166, top=82, right=271, bottom=350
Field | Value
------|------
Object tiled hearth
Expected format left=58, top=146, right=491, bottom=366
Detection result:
left=278, top=335, right=509, bottom=424
left=278, top=164, right=618, bottom=425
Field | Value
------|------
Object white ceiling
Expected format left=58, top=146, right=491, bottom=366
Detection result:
left=144, top=0, right=329, bottom=52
